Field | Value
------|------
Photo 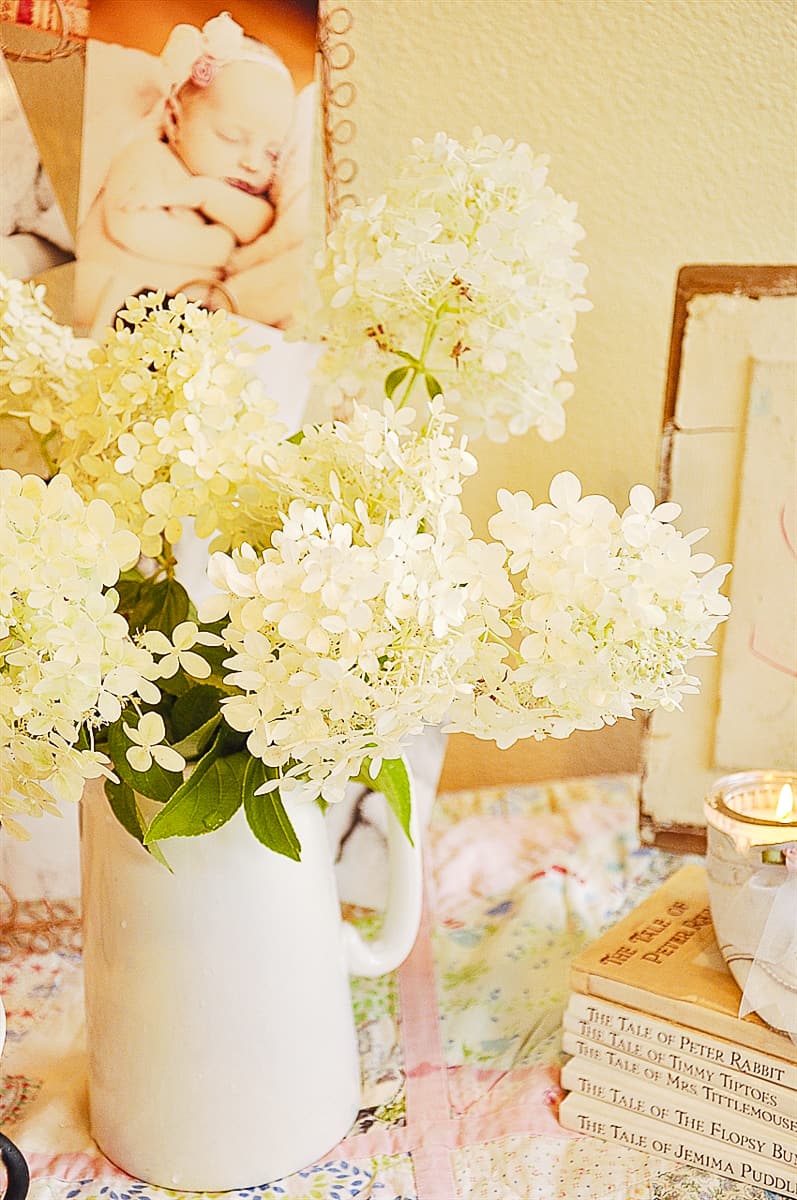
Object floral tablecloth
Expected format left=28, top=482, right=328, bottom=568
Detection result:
left=0, top=776, right=782, bottom=1200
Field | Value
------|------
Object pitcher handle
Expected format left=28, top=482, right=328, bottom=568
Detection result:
left=341, top=761, right=423, bottom=977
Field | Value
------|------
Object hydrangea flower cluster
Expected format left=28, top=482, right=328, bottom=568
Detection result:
left=203, top=413, right=730, bottom=806
left=0, top=274, right=92, bottom=472
left=56, top=293, right=284, bottom=560
left=210, top=396, right=478, bottom=553
left=446, top=473, right=732, bottom=747
left=203, top=403, right=511, bottom=802
left=0, top=127, right=733, bottom=857
left=0, top=471, right=159, bottom=836
left=309, top=131, right=590, bottom=442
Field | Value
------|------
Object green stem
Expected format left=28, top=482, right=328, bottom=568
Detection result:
left=485, top=631, right=524, bottom=663
left=394, top=300, right=450, bottom=411
left=151, top=548, right=178, bottom=582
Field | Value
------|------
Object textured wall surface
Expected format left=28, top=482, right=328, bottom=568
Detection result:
left=342, top=0, right=795, bottom=521
left=338, top=0, right=795, bottom=783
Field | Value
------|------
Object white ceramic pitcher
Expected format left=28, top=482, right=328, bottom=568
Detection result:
left=80, top=770, right=422, bottom=1190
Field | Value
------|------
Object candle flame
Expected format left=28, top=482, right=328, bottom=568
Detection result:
left=776, top=784, right=794, bottom=821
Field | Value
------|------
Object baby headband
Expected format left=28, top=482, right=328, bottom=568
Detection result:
left=159, top=11, right=291, bottom=93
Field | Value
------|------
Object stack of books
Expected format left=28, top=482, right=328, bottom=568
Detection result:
left=559, top=864, right=797, bottom=1196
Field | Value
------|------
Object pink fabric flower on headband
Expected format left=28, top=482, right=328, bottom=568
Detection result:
left=160, top=13, right=292, bottom=95
left=190, top=54, right=217, bottom=87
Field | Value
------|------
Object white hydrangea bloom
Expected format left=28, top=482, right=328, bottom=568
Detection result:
left=203, top=395, right=730, bottom=805
left=308, top=131, right=590, bottom=443
left=0, top=471, right=160, bottom=832
left=447, top=472, right=732, bottom=745
left=55, top=293, right=286, bottom=560
left=0, top=273, right=94, bottom=469
left=210, top=397, right=478, bottom=555
left=0, top=137, right=734, bottom=857
left=204, top=404, right=513, bottom=803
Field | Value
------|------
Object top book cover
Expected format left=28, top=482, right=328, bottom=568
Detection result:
left=570, top=863, right=797, bottom=1064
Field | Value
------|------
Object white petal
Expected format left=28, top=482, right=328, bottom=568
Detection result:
left=629, top=484, right=654, bottom=515
left=141, top=630, right=172, bottom=655
left=122, top=720, right=144, bottom=746
left=152, top=744, right=186, bottom=773
left=126, top=746, right=153, bottom=772
left=549, top=471, right=581, bottom=509
left=138, top=711, right=166, bottom=743
left=180, top=651, right=211, bottom=678
left=173, top=621, right=200, bottom=650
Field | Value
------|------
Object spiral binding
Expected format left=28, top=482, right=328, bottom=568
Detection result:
left=317, top=2, right=358, bottom=227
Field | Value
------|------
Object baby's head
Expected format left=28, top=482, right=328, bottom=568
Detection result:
left=163, top=18, right=295, bottom=197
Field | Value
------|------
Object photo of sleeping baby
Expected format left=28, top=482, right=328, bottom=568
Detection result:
left=0, top=53, right=75, bottom=283
left=75, top=8, right=316, bottom=336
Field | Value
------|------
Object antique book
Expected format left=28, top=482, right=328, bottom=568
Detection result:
left=561, top=1056, right=797, bottom=1164
left=564, top=993, right=797, bottom=1090
left=558, top=1091, right=797, bottom=1197
left=561, top=1030, right=796, bottom=1114
left=570, top=863, right=797, bottom=1063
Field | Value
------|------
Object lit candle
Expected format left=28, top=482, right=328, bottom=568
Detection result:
left=705, top=770, right=797, bottom=852
left=776, top=783, right=794, bottom=821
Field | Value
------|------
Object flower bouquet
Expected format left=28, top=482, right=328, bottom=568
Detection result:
left=1, top=131, right=730, bottom=852
left=0, top=131, right=730, bottom=1186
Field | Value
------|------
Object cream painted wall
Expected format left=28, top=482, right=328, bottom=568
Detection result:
left=338, top=0, right=796, bottom=785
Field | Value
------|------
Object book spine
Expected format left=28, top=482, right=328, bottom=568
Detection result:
left=561, top=1030, right=797, bottom=1119
left=566, top=990, right=797, bottom=1090
left=558, top=1092, right=797, bottom=1198
left=561, top=1056, right=797, bottom=1162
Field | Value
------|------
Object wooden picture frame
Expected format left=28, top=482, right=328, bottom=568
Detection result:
left=640, top=264, right=797, bottom=853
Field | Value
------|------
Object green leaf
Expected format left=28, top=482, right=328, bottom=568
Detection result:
left=105, top=777, right=143, bottom=842
left=115, top=577, right=144, bottom=621
left=384, top=365, right=410, bottom=399
left=126, top=578, right=190, bottom=636
left=142, top=831, right=172, bottom=871
left=104, top=778, right=171, bottom=870
left=143, top=734, right=244, bottom=843
left=244, top=792, right=301, bottom=861
left=171, top=685, right=224, bottom=742
left=212, top=719, right=248, bottom=756
left=243, top=768, right=302, bottom=861
left=172, top=712, right=222, bottom=759
left=154, top=666, right=191, bottom=697
left=355, top=757, right=413, bottom=844
left=424, top=373, right=443, bottom=400
left=107, top=718, right=182, bottom=804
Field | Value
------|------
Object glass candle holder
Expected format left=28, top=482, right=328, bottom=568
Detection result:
left=704, top=770, right=797, bottom=1036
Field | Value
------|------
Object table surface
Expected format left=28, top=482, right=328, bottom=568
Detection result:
left=0, top=776, right=782, bottom=1200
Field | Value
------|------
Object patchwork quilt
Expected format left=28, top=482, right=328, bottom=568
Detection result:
left=0, top=776, right=782, bottom=1199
